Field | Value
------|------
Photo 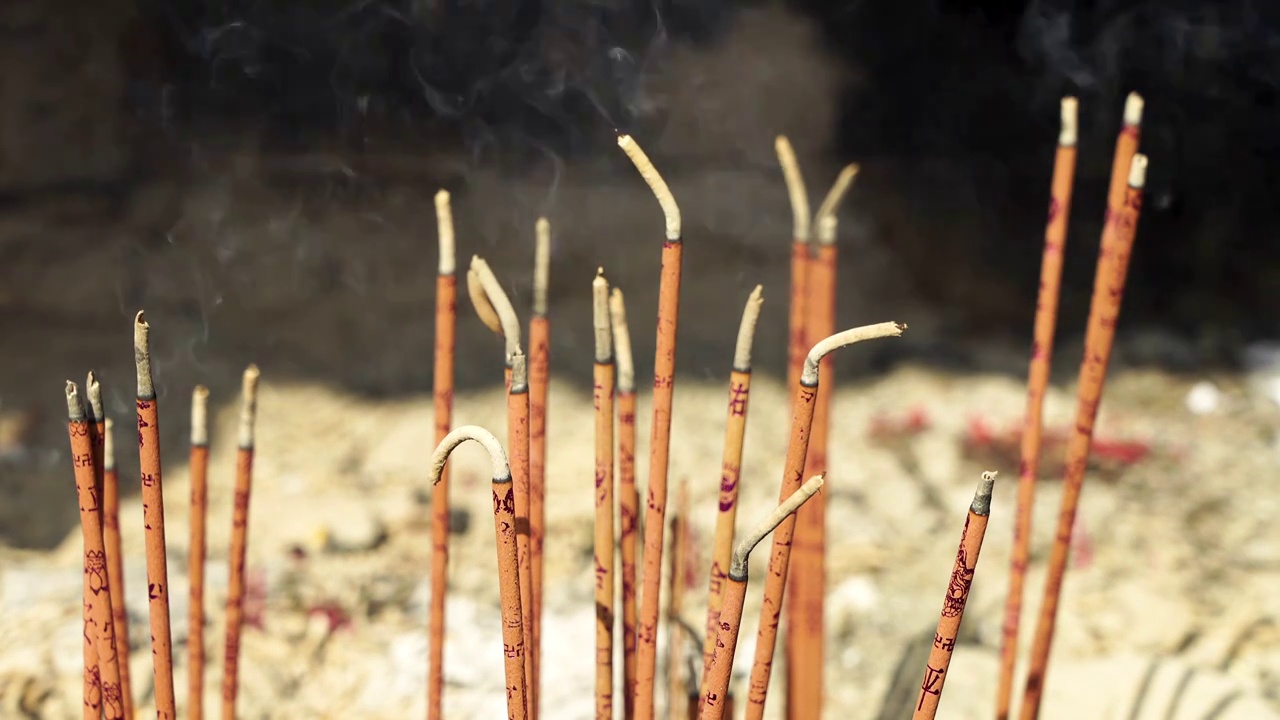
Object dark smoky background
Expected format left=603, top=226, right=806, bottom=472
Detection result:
left=1, top=0, right=1277, bottom=547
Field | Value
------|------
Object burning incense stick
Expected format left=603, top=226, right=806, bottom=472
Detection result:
left=913, top=472, right=996, bottom=720
left=789, top=163, right=858, bottom=720
left=133, top=312, right=178, bottom=719
left=995, top=97, right=1079, bottom=720
left=222, top=365, right=260, bottom=720
left=609, top=287, right=640, bottom=720
left=428, top=189, right=457, bottom=720
left=668, top=477, right=690, bottom=720
left=617, top=132, right=683, bottom=720
left=529, top=216, right=552, bottom=719
left=101, top=416, right=135, bottom=720
left=67, top=381, right=127, bottom=720
left=190, top=386, right=211, bottom=720
left=700, top=474, right=826, bottom=720
left=744, top=322, right=906, bottom=720
left=1019, top=154, right=1149, bottom=720
left=430, top=426, right=528, bottom=720
left=86, top=372, right=105, bottom=508
left=592, top=269, right=617, bottom=720
left=776, top=135, right=811, bottom=397
left=698, top=287, right=765, bottom=701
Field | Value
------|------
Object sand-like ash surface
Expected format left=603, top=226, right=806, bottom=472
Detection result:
left=2, top=363, right=1280, bottom=718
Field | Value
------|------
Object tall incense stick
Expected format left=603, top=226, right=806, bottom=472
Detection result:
left=222, top=365, right=260, bottom=720
left=101, top=416, right=135, bottom=720
left=610, top=287, right=640, bottom=720
left=592, top=269, right=617, bottom=720
left=190, top=386, right=211, bottom=720
left=529, top=216, right=552, bottom=719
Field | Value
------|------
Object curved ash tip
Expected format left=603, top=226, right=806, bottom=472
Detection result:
left=972, top=471, right=997, bottom=516
left=802, top=321, right=906, bottom=385
left=617, top=133, right=682, bottom=241
left=85, top=371, right=104, bottom=423
left=431, top=425, right=511, bottom=486
left=469, top=255, right=522, bottom=362
left=815, top=163, right=860, bottom=245
left=730, top=473, right=825, bottom=580
left=774, top=135, right=811, bottom=243
left=65, top=381, right=85, bottom=421
left=732, top=285, right=765, bottom=372
left=134, top=311, right=154, bottom=399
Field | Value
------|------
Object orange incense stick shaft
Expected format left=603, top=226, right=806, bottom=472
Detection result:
left=529, top=313, right=549, bottom=715
left=668, top=479, right=690, bottom=720
left=617, top=388, right=640, bottom=720
left=428, top=270, right=456, bottom=720
left=101, top=418, right=134, bottom=720
left=913, top=474, right=995, bottom=720
left=1019, top=154, right=1148, bottom=720
left=996, top=97, right=1079, bottom=720
left=786, top=241, right=810, bottom=394
left=508, top=367, right=535, bottom=704
left=222, top=367, right=259, bottom=720
left=190, top=387, right=210, bottom=720
left=594, top=359, right=617, bottom=720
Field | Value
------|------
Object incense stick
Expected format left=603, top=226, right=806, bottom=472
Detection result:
left=668, top=477, right=691, bottom=720
left=912, top=472, right=996, bottom=720
left=430, top=426, right=528, bottom=720
left=744, top=322, right=906, bottom=720
left=190, top=386, right=211, bottom=720
left=101, top=416, right=134, bottom=720
left=428, top=189, right=457, bottom=720
left=700, top=475, right=826, bottom=720
left=1019, top=154, right=1149, bottom=720
left=617, top=132, right=684, bottom=720
left=610, top=287, right=640, bottom=720
left=222, top=365, right=260, bottom=720
left=995, top=96, right=1079, bottom=720
left=529, top=216, right=552, bottom=720
left=133, top=312, right=178, bottom=720
left=592, top=269, right=617, bottom=720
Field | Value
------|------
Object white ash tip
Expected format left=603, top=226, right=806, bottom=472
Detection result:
left=533, top=218, right=552, bottom=316
left=775, top=135, right=811, bottom=242
left=238, top=365, right=260, bottom=449
left=1059, top=96, right=1079, bottom=146
left=85, top=371, right=104, bottom=422
left=435, top=189, right=455, bottom=276
left=191, top=385, right=210, bottom=446
left=973, top=471, right=997, bottom=515
left=1128, top=154, right=1149, bottom=189
left=133, top=311, right=154, bottom=398
left=608, top=288, right=635, bottom=393
left=1124, top=92, right=1145, bottom=127
left=617, top=132, right=682, bottom=240
left=104, top=417, right=115, bottom=470
left=65, top=381, right=84, bottom=421
left=732, top=285, right=765, bottom=371
left=593, top=269, right=613, bottom=363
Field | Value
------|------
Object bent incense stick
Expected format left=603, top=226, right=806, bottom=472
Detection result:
left=529, top=216, right=552, bottom=718
left=101, top=417, right=135, bottom=720
left=744, top=322, right=906, bottom=720
left=789, top=164, right=858, bottom=720
left=995, top=97, right=1079, bottom=720
left=913, top=472, right=996, bottom=720
left=428, top=189, right=457, bottom=720
left=699, top=287, right=765, bottom=702
left=617, top=132, right=683, bottom=720
left=609, top=287, right=640, bottom=720
left=592, top=270, right=617, bottom=720
left=775, top=136, right=811, bottom=399
left=190, top=386, right=211, bottom=720
left=1019, top=153, right=1149, bottom=720
left=700, top=475, right=826, bottom=720
left=133, top=313, right=178, bottom=719
left=222, top=365, right=260, bottom=720
left=67, top=382, right=126, bottom=720
left=430, top=426, right=528, bottom=720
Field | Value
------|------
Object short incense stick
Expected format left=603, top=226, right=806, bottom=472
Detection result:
left=1019, top=153, right=1149, bottom=720
left=744, top=322, right=906, bottom=720
left=428, top=189, right=457, bottom=720
left=67, top=382, right=126, bottom=720
left=222, top=365, right=260, bottom=720
left=913, top=472, right=996, bottom=720
left=699, top=287, right=765, bottom=702
left=430, top=426, right=528, bottom=720
left=529, top=216, right=552, bottom=718
left=789, top=163, right=858, bottom=720
left=667, top=477, right=690, bottom=720
left=610, top=287, right=640, bottom=720
left=592, top=269, right=617, bottom=720
left=617, top=132, right=683, bottom=720
left=101, top=416, right=135, bottom=720
left=995, top=97, right=1079, bottom=720
left=700, top=475, right=826, bottom=720
left=133, top=312, right=178, bottom=719
left=190, top=386, right=211, bottom=720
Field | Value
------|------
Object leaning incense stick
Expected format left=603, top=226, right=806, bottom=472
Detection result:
left=610, top=287, right=640, bottom=720
left=995, top=97, right=1079, bottom=720
left=428, top=189, right=457, bottom=720
left=430, top=426, right=528, bottom=720
left=592, top=270, right=617, bottom=720
left=67, top=382, right=127, bottom=720
left=668, top=477, right=690, bottom=720
left=190, top=386, right=211, bottom=720
left=101, top=417, right=134, bottom=720
left=222, top=365, right=260, bottom=720
left=700, top=475, right=826, bottom=720
left=1019, top=154, right=1149, bottom=720
left=744, top=322, right=906, bottom=720
left=133, top=312, right=178, bottom=719
left=529, top=216, right=552, bottom=719
left=617, top=132, right=684, bottom=720
left=699, top=287, right=765, bottom=702
left=913, top=472, right=996, bottom=720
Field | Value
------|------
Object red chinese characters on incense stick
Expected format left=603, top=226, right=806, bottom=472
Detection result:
left=101, top=415, right=135, bottom=720
left=431, top=426, right=528, bottom=720
left=221, top=365, right=260, bottom=720
left=994, top=96, right=1080, bottom=720
left=667, top=477, right=690, bottom=720
left=592, top=269, right=617, bottom=720
left=133, top=312, right=178, bottom=720
left=428, top=189, right=457, bottom=720
left=529, top=216, right=552, bottom=718
left=1019, top=151, right=1150, bottom=720
left=617, top=133, right=683, bottom=720
left=609, top=287, right=640, bottom=720
left=744, top=323, right=905, bottom=720
left=699, top=475, right=825, bottom=720
left=913, top=472, right=996, bottom=720
left=66, top=381, right=127, bottom=720
left=190, top=386, right=211, bottom=720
